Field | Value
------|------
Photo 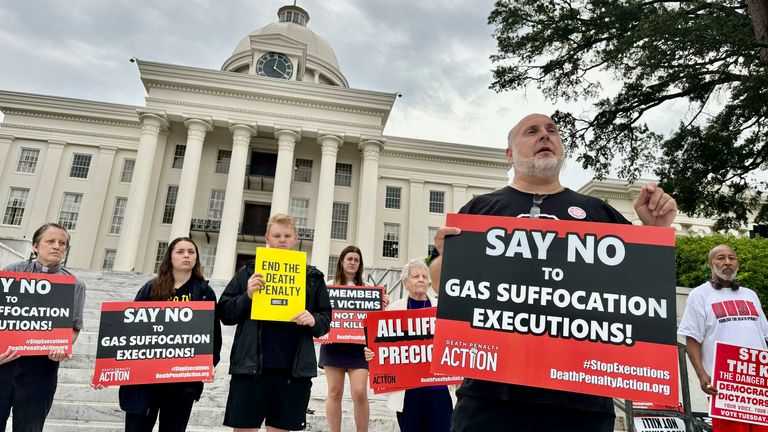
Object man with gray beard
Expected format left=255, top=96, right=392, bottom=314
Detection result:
left=678, top=245, right=768, bottom=432
left=429, top=113, right=678, bottom=431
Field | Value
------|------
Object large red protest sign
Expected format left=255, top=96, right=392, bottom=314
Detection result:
left=0, top=271, right=75, bottom=355
left=710, top=342, right=768, bottom=426
left=432, top=213, right=679, bottom=404
left=315, top=285, right=385, bottom=344
left=366, top=307, right=463, bottom=393
left=92, top=301, right=215, bottom=387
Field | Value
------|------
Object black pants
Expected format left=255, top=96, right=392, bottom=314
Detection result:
left=0, top=357, right=59, bottom=432
left=124, top=397, right=194, bottom=432
left=450, top=393, right=615, bottom=432
left=397, top=388, right=453, bottom=432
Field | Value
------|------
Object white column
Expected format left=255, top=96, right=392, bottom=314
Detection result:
left=213, top=124, right=255, bottom=279
left=169, top=118, right=212, bottom=240
left=77, top=146, right=116, bottom=267
left=452, top=183, right=468, bottom=212
left=270, top=129, right=300, bottom=216
left=133, top=130, right=169, bottom=271
left=355, top=139, right=383, bottom=259
left=407, top=178, right=426, bottom=260
left=115, top=113, right=165, bottom=271
left=27, top=140, right=66, bottom=233
left=310, top=135, right=343, bottom=268
left=0, top=135, right=13, bottom=181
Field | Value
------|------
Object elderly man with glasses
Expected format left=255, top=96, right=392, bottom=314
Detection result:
left=429, top=113, right=678, bottom=432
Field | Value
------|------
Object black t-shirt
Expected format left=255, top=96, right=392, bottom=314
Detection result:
left=170, top=279, right=194, bottom=302
left=459, top=186, right=630, bottom=224
left=260, top=268, right=312, bottom=370
left=438, top=186, right=630, bottom=413
left=261, top=321, right=301, bottom=369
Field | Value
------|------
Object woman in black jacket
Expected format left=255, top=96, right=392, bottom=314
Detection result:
left=119, top=237, right=222, bottom=432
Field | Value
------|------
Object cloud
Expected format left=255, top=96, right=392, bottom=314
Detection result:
left=0, top=0, right=614, bottom=188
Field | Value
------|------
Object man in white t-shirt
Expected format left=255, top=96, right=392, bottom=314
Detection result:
left=678, top=244, right=768, bottom=432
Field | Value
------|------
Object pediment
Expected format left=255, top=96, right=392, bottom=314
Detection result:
left=249, top=34, right=307, bottom=58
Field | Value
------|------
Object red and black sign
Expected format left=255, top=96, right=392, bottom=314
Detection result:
left=431, top=214, right=679, bottom=404
left=366, top=307, right=463, bottom=393
left=0, top=271, right=75, bottom=355
left=316, top=285, right=385, bottom=344
left=710, top=342, right=768, bottom=426
left=711, top=300, right=760, bottom=319
left=92, top=301, right=215, bottom=387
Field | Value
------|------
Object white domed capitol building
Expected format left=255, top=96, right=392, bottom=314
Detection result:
left=0, top=5, right=736, bottom=278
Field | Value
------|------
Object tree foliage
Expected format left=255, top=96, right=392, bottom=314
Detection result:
left=676, top=235, right=768, bottom=306
left=488, top=0, right=768, bottom=229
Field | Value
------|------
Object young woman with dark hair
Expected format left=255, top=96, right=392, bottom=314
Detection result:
left=320, top=245, right=373, bottom=432
left=118, top=237, right=222, bottom=432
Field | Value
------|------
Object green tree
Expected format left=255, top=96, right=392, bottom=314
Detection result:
left=488, top=0, right=768, bottom=229
left=676, top=235, right=768, bottom=305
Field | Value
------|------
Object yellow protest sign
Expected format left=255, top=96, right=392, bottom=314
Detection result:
left=251, top=247, right=306, bottom=322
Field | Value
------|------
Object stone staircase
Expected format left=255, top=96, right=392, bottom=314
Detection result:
left=33, top=268, right=399, bottom=432
left=6, top=266, right=674, bottom=431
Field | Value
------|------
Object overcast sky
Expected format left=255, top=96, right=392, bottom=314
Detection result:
left=0, top=0, right=681, bottom=189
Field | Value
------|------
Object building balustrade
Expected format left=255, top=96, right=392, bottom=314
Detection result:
left=190, top=218, right=221, bottom=232
left=245, top=156, right=277, bottom=191
left=190, top=218, right=314, bottom=241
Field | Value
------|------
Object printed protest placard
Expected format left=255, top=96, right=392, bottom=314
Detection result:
left=0, top=271, right=75, bottom=355
left=633, top=417, right=686, bottom=432
left=315, top=285, right=385, bottom=344
left=252, top=247, right=306, bottom=322
left=710, top=342, right=768, bottom=426
left=92, top=301, right=215, bottom=387
left=431, top=213, right=679, bottom=404
left=367, top=307, right=463, bottom=393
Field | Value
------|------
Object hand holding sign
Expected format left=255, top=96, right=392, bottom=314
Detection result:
left=0, top=347, right=19, bottom=365
left=698, top=372, right=716, bottom=396
left=434, top=227, right=461, bottom=255
left=247, top=273, right=266, bottom=300
left=293, top=310, right=315, bottom=327
left=47, top=347, right=71, bottom=362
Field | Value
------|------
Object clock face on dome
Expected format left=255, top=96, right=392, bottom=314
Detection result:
left=256, top=52, right=294, bottom=79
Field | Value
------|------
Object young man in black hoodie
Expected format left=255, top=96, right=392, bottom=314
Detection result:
left=218, top=213, right=332, bottom=431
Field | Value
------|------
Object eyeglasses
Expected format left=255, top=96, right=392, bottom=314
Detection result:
left=530, top=194, right=544, bottom=218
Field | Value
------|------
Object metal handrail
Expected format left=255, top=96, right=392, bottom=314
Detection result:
left=364, top=267, right=404, bottom=300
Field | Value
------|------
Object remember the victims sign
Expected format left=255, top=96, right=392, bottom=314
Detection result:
left=431, top=213, right=679, bottom=404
